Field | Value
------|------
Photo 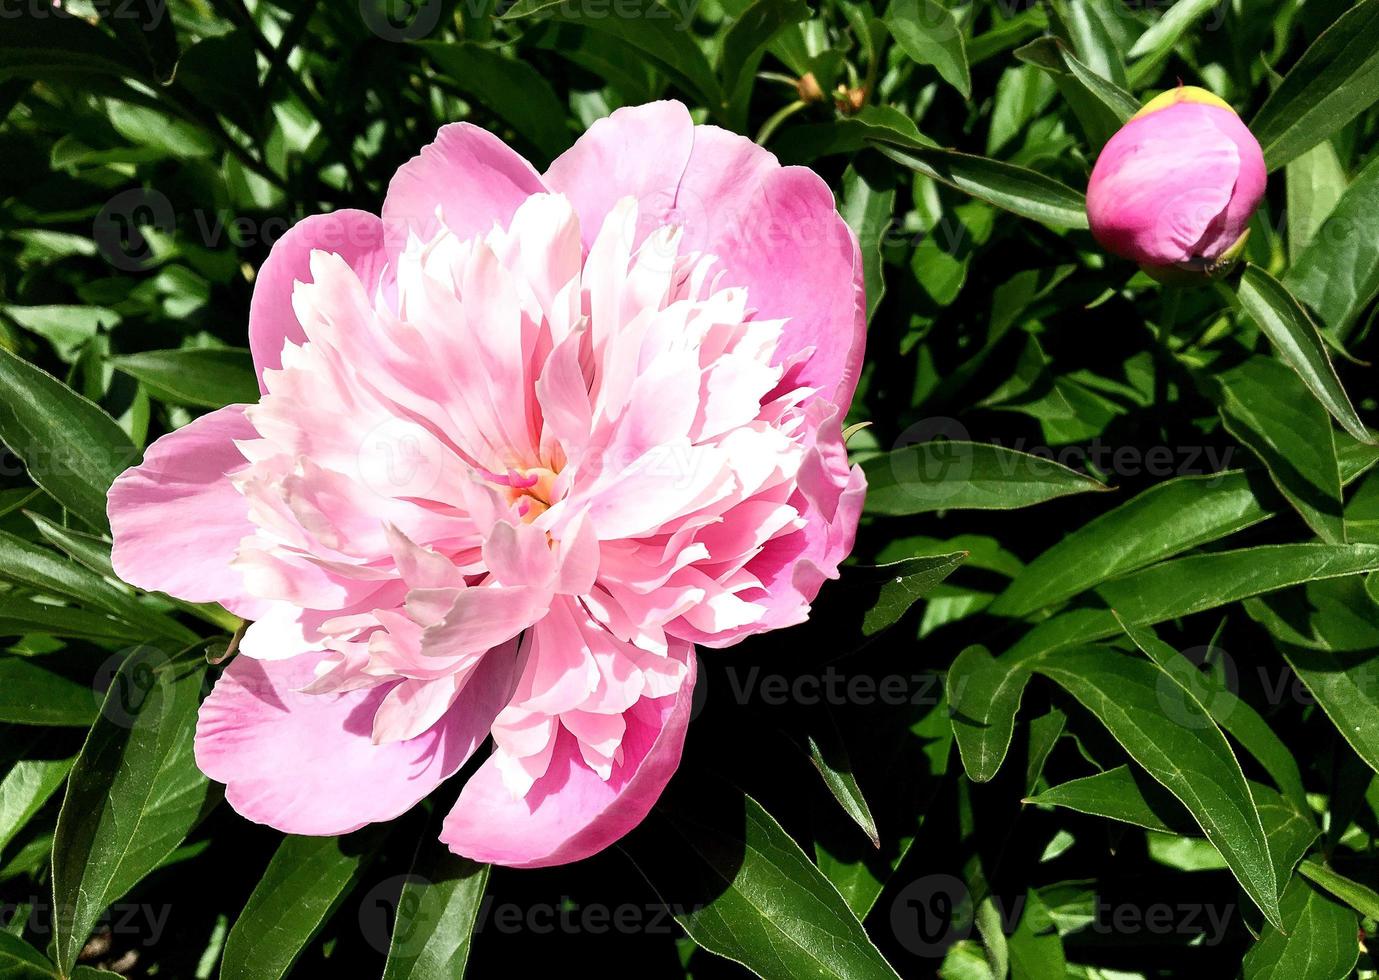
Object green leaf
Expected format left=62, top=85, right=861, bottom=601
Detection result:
left=627, top=781, right=903, bottom=980
left=380, top=844, right=489, bottom=980
left=989, top=471, right=1272, bottom=619
left=1005, top=890, right=1066, bottom=980
left=813, top=693, right=954, bottom=919
left=0, top=752, right=75, bottom=860
left=855, top=552, right=969, bottom=635
left=1242, top=877, right=1359, bottom=980
left=1032, top=645, right=1282, bottom=928
left=1285, top=138, right=1346, bottom=262
left=1298, top=857, right=1379, bottom=921
left=1214, top=357, right=1345, bottom=542
left=884, top=0, right=971, bottom=98
left=1286, top=152, right=1379, bottom=339
left=1, top=305, right=109, bottom=359
left=839, top=163, right=896, bottom=323
left=109, top=348, right=259, bottom=411
left=0, top=347, right=137, bottom=531
left=1277, top=644, right=1379, bottom=774
left=1046, top=0, right=1127, bottom=88
left=1027, top=765, right=1196, bottom=834
left=0, top=932, right=56, bottom=980
left=0, top=596, right=146, bottom=645
left=862, top=441, right=1107, bottom=515
left=957, top=542, right=1379, bottom=783
left=1120, top=621, right=1308, bottom=811
left=807, top=712, right=880, bottom=848
left=1127, top=0, right=1218, bottom=61
left=223, top=830, right=386, bottom=980
left=947, top=645, right=1029, bottom=784
left=501, top=0, right=722, bottom=109
left=1014, top=36, right=1136, bottom=145
left=1096, top=543, right=1379, bottom=625
left=1236, top=266, right=1372, bottom=445
left=416, top=43, right=570, bottom=161
left=872, top=141, right=1089, bottom=229
left=51, top=650, right=216, bottom=974
left=0, top=657, right=99, bottom=728
left=1250, top=0, right=1379, bottom=169
left=0, top=530, right=196, bottom=645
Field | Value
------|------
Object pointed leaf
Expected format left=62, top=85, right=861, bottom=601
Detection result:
left=51, top=650, right=216, bottom=974
left=0, top=347, right=137, bottom=532
left=872, top=142, right=1089, bottom=228
left=380, top=844, right=489, bottom=980
left=862, top=441, right=1107, bottom=515
left=223, top=829, right=387, bottom=980
left=1250, top=0, right=1379, bottom=169
left=1032, top=645, right=1282, bottom=928
left=1236, top=266, right=1373, bottom=445
left=626, top=780, right=903, bottom=980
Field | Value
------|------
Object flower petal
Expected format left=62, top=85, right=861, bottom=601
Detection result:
left=543, top=101, right=695, bottom=251
left=684, top=156, right=866, bottom=408
left=249, top=210, right=388, bottom=385
left=196, top=649, right=511, bottom=835
left=440, top=642, right=696, bottom=868
left=109, top=404, right=266, bottom=617
left=382, top=122, right=548, bottom=266
left=545, top=104, right=864, bottom=406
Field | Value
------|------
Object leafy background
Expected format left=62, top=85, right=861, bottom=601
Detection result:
left=2, top=0, right=1379, bottom=978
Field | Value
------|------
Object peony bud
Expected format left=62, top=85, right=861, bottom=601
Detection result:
left=1086, top=86, right=1266, bottom=280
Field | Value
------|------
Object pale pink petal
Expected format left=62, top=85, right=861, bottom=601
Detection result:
left=372, top=639, right=518, bottom=744
left=109, top=405, right=267, bottom=616
left=196, top=649, right=507, bottom=835
left=440, top=643, right=696, bottom=868
left=382, top=122, right=548, bottom=264
left=543, top=101, right=695, bottom=251
left=419, top=584, right=551, bottom=658
left=248, top=210, right=388, bottom=384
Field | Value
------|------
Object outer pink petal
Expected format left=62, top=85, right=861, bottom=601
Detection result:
left=440, top=643, right=697, bottom=868
left=1087, top=103, right=1244, bottom=266
left=249, top=210, right=388, bottom=385
left=382, top=123, right=548, bottom=265
left=687, top=159, right=866, bottom=407
left=1193, top=107, right=1267, bottom=259
left=544, top=104, right=865, bottom=407
left=196, top=649, right=512, bottom=836
left=108, top=405, right=266, bottom=617
left=543, top=101, right=696, bottom=251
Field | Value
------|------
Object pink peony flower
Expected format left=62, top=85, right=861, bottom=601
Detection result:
left=107, top=101, right=866, bottom=867
left=1086, top=86, right=1266, bottom=276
